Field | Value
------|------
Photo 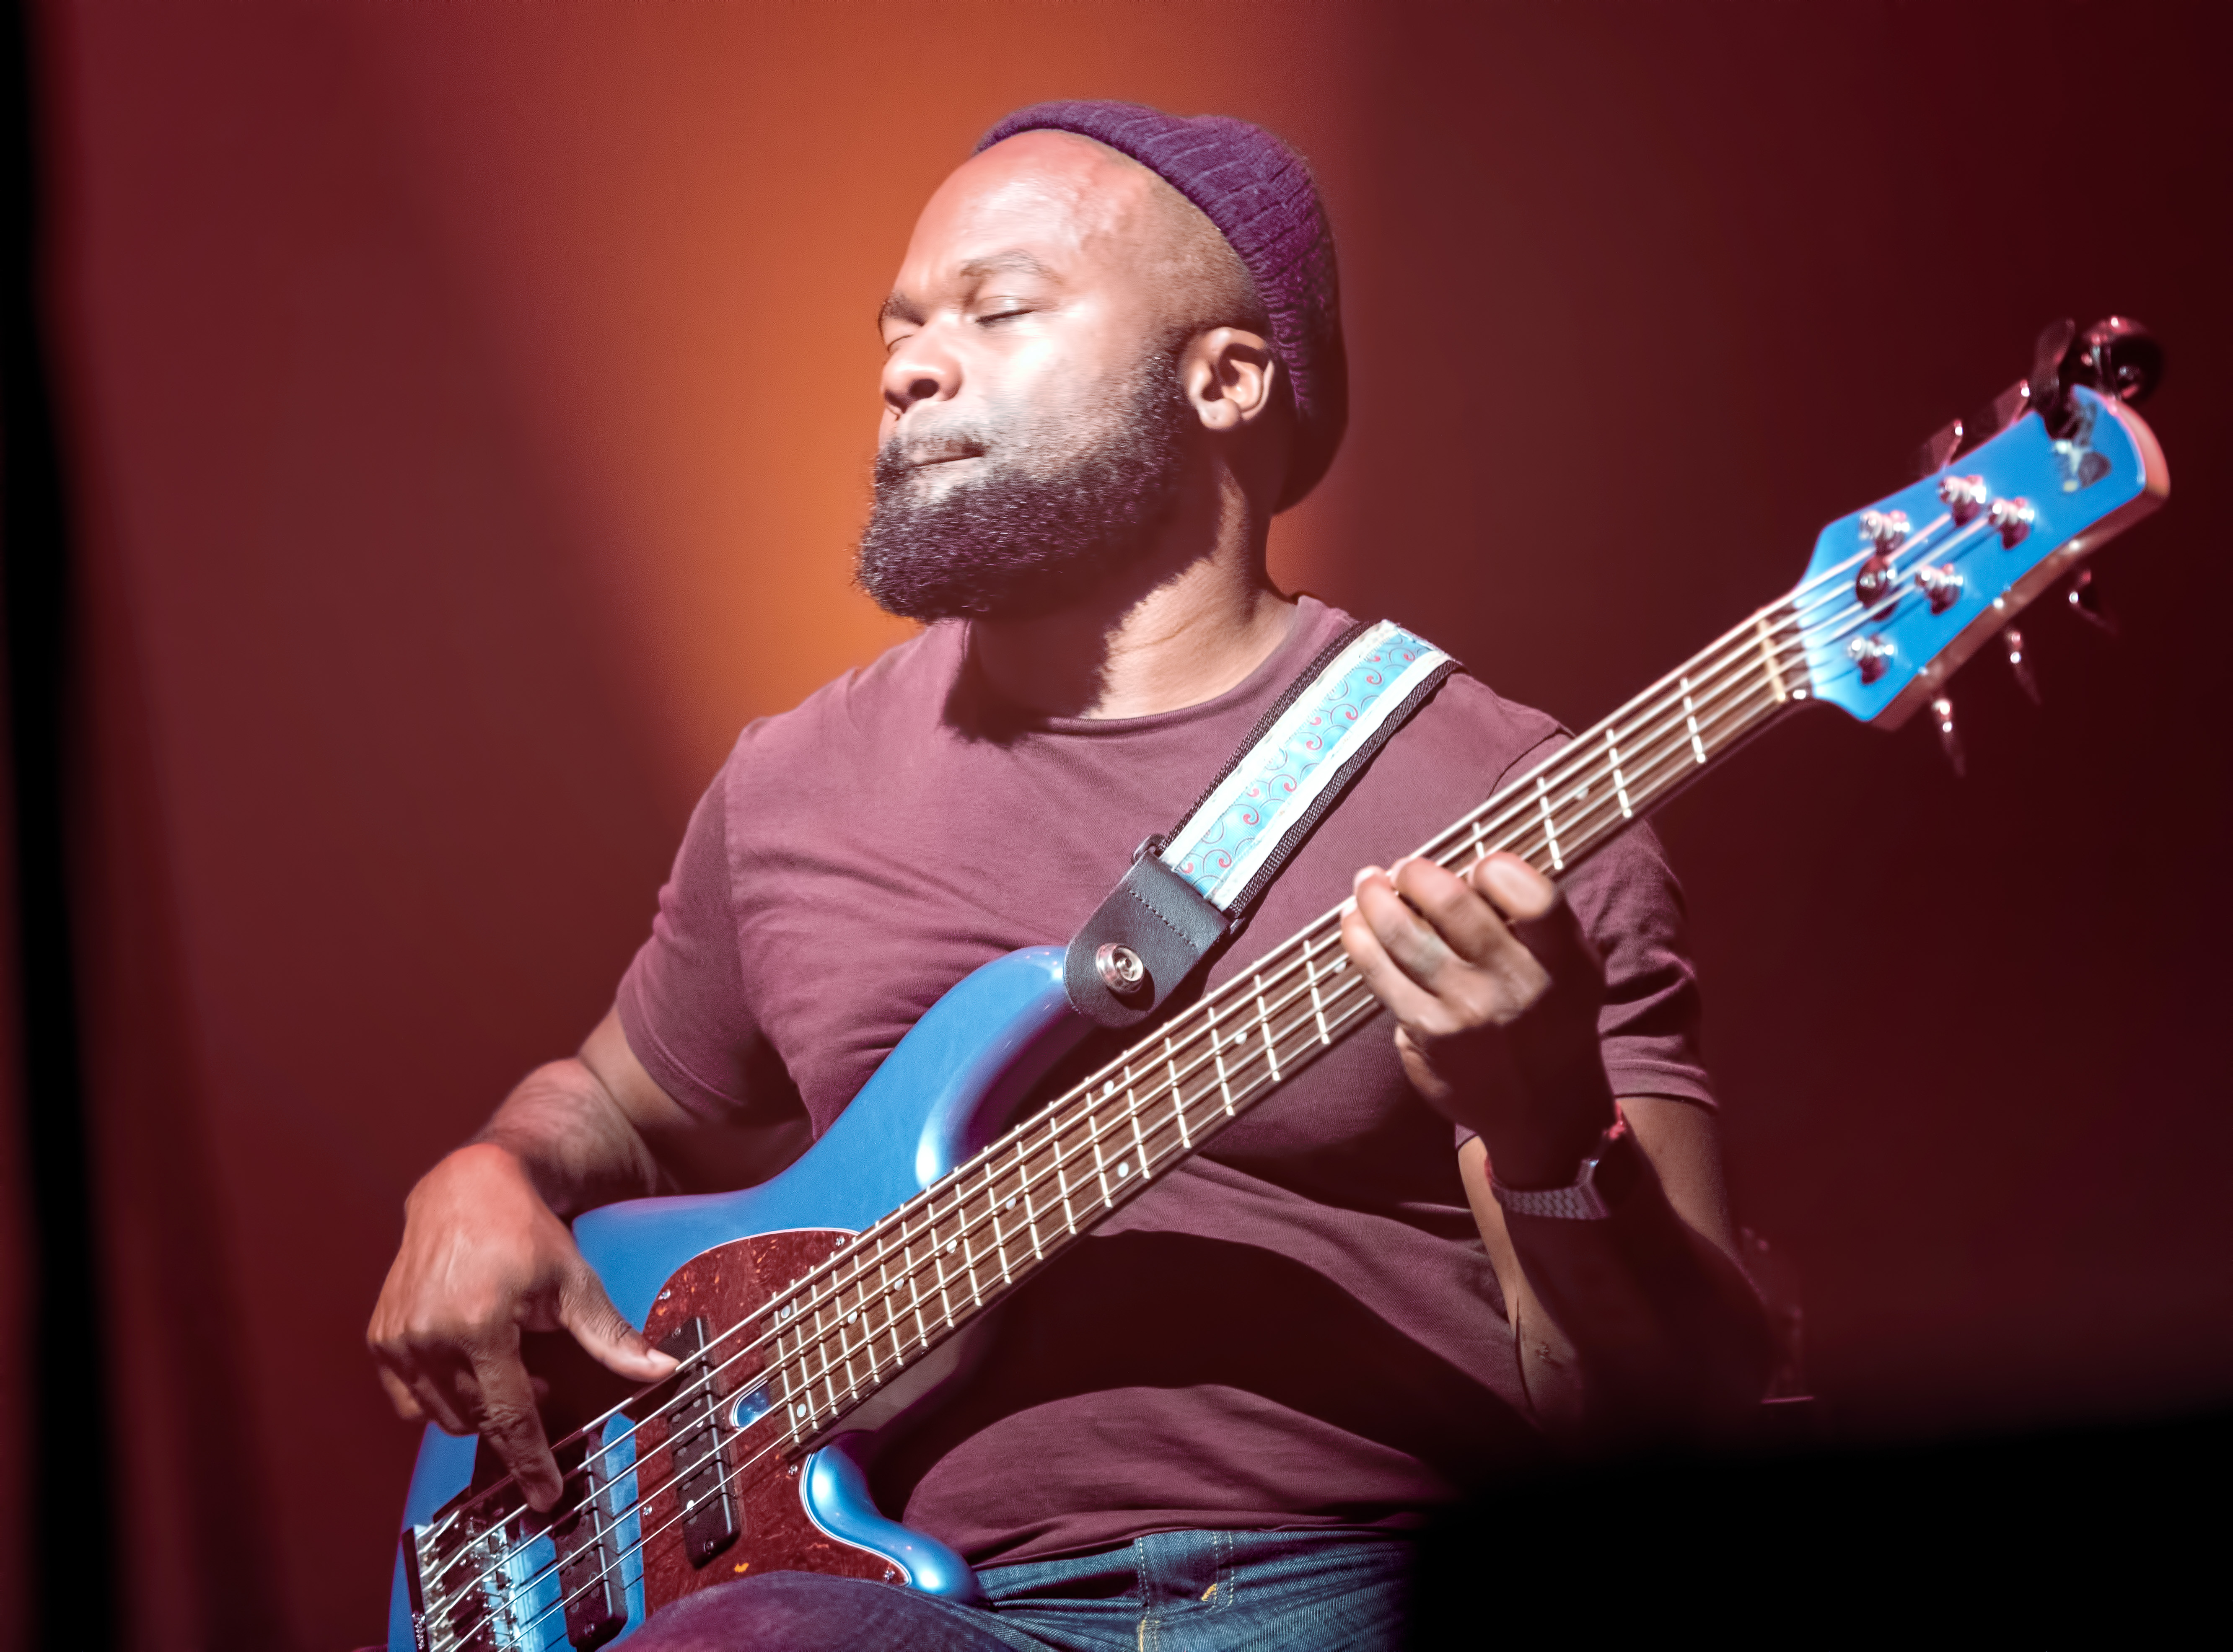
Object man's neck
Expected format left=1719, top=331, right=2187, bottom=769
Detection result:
left=967, top=477, right=1298, bottom=721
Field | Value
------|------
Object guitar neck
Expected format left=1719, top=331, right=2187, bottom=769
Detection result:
left=740, top=596, right=1813, bottom=1450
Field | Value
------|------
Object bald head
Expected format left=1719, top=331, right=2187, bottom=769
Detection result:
left=863, top=128, right=1293, bottom=620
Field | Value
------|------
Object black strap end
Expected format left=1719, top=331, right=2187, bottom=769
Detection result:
left=1063, top=855, right=1227, bottom=1029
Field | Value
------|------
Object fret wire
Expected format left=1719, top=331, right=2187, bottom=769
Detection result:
left=1127, top=1100, right=1153, bottom=1184
left=1206, top=1002, right=1236, bottom=1116
left=1089, top=1120, right=1114, bottom=1208
left=1304, top=932, right=1332, bottom=1044
left=1254, top=974, right=1280, bottom=1082
left=1604, top=724, right=1632, bottom=819
left=1051, top=1120, right=1078, bottom=1235
left=1017, top=1137, right=1045, bottom=1262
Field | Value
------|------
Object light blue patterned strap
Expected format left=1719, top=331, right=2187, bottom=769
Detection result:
left=1062, top=617, right=1455, bottom=1029
left=1161, top=619, right=1455, bottom=913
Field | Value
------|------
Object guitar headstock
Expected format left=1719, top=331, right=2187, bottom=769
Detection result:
left=1794, top=324, right=2169, bottom=729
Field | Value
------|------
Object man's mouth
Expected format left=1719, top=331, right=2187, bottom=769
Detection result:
left=902, top=448, right=982, bottom=471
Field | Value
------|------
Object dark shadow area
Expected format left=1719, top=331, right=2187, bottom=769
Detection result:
left=0, top=1, right=109, bottom=1645
left=1409, top=1408, right=2230, bottom=1642
left=874, top=1230, right=1550, bottom=1521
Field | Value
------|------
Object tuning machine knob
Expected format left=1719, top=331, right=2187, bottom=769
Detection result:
left=1938, top=474, right=1988, bottom=526
left=1914, top=563, right=1963, bottom=614
left=1847, top=634, right=1895, bottom=685
left=1859, top=510, right=1909, bottom=553
left=1853, top=511, right=1909, bottom=608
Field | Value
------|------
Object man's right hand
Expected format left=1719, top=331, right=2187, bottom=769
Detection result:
left=367, top=1140, right=676, bottom=1511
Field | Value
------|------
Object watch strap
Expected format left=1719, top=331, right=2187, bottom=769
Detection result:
left=1490, top=1113, right=1637, bottom=1221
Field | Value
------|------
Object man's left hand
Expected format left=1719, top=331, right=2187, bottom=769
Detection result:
left=1339, top=851, right=1611, bottom=1185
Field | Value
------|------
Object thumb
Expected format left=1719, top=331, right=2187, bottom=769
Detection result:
left=558, top=1266, right=678, bottom=1383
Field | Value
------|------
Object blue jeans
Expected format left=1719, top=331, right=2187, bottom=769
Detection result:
left=626, top=1528, right=1414, bottom=1650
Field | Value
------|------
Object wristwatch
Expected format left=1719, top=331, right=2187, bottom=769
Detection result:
left=1489, top=1113, right=1640, bottom=1221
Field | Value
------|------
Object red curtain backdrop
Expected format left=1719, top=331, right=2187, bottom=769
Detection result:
left=24, top=2, right=2233, bottom=1645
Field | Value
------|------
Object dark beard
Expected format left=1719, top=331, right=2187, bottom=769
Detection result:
left=854, top=353, right=1194, bottom=622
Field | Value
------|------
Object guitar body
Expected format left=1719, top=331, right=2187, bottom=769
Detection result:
left=389, top=946, right=1089, bottom=1652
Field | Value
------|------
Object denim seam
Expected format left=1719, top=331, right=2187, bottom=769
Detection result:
left=1135, top=1535, right=1155, bottom=1652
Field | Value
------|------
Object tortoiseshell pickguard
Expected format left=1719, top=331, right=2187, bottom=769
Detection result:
left=632, top=1230, right=892, bottom=1613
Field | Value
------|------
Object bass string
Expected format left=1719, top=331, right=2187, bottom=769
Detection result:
left=438, top=670, right=1811, bottom=1618
left=470, top=979, right=1414, bottom=1645
left=418, top=637, right=1806, bottom=1571
left=422, top=637, right=1806, bottom=1572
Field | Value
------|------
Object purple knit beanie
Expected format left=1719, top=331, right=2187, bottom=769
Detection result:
left=975, top=100, right=1345, bottom=511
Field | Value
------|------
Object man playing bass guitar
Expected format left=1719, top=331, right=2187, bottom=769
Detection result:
left=368, top=101, right=1772, bottom=1650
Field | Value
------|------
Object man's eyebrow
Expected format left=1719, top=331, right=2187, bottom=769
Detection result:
left=956, top=250, right=1060, bottom=282
left=879, top=290, right=923, bottom=327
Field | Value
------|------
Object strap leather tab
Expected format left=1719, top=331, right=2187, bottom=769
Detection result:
left=1063, top=852, right=1228, bottom=1029
left=1062, top=618, right=1457, bottom=1031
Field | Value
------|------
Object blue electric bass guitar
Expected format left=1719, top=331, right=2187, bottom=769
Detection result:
left=391, top=321, right=2168, bottom=1651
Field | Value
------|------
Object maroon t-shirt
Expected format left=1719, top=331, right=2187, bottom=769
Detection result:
left=617, top=597, right=1712, bottom=1565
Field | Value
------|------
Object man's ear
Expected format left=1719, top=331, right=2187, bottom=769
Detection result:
left=1182, top=327, right=1280, bottom=433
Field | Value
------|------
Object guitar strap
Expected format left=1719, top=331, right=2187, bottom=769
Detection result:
left=1064, top=617, right=1458, bottom=1028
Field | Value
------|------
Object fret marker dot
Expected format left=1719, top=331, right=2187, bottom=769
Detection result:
left=944, top=1240, right=956, bottom=1254
left=1116, top=1159, right=1131, bottom=1178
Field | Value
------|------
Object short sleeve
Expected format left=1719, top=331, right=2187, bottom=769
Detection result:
left=1565, top=823, right=1713, bottom=1108
left=616, top=773, right=803, bottom=1126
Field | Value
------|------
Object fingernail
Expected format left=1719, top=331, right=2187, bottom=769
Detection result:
left=1352, top=865, right=1383, bottom=892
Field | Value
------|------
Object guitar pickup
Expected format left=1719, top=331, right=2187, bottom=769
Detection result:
left=654, top=1318, right=742, bottom=1568
left=550, top=1434, right=627, bottom=1651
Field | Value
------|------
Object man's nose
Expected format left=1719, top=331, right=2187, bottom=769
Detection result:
left=881, top=329, right=959, bottom=417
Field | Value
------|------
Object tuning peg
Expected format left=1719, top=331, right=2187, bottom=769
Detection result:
left=2065, top=567, right=2119, bottom=637
left=1914, top=417, right=1964, bottom=479
left=2029, top=318, right=2079, bottom=413
left=2004, top=627, right=2041, bottom=704
left=2069, top=316, right=2164, bottom=406
left=1931, top=695, right=1966, bottom=778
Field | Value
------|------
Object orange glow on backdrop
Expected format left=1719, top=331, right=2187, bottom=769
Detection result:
left=345, top=2, right=1365, bottom=788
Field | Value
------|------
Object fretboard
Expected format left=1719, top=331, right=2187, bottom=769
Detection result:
left=713, top=597, right=1815, bottom=1451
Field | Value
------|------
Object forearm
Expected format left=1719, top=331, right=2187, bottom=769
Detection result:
left=1460, top=1113, right=1771, bottom=1441
left=470, top=1056, right=669, bottom=1219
